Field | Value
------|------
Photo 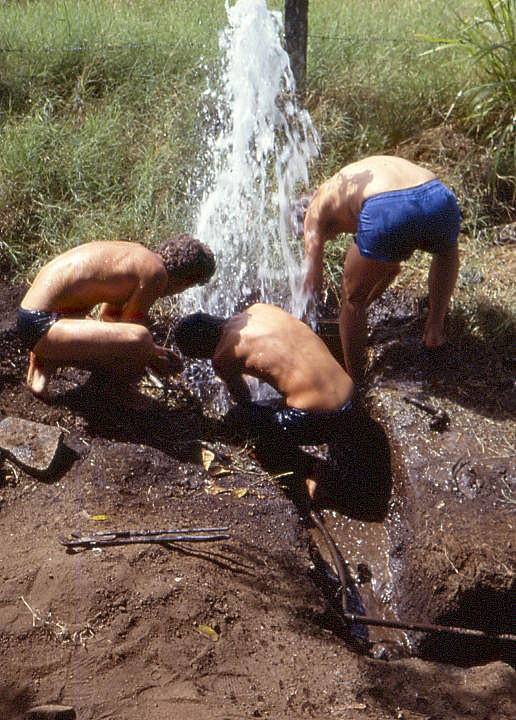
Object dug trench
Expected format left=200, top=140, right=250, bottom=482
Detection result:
left=0, top=278, right=514, bottom=720
left=315, top=289, right=514, bottom=667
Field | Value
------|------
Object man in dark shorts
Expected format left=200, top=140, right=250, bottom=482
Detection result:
left=301, top=155, right=462, bottom=381
left=17, top=235, right=215, bottom=399
left=174, top=303, right=377, bottom=500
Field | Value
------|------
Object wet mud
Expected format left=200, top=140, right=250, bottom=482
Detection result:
left=317, top=288, right=515, bottom=666
left=1, top=278, right=515, bottom=719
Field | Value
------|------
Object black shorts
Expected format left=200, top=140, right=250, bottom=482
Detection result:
left=16, top=308, right=64, bottom=350
left=223, top=393, right=367, bottom=446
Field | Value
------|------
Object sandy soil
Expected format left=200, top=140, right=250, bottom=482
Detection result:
left=1, top=278, right=515, bottom=720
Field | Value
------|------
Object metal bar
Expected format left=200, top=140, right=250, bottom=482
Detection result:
left=60, top=532, right=230, bottom=547
left=70, top=526, right=230, bottom=539
left=309, top=508, right=516, bottom=644
left=309, top=509, right=351, bottom=602
left=342, top=612, right=516, bottom=642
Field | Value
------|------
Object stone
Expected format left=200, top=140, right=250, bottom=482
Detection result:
left=0, top=416, right=63, bottom=478
left=26, top=705, right=76, bottom=720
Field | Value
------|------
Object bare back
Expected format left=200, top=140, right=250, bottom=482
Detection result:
left=21, top=241, right=167, bottom=318
left=306, top=155, right=437, bottom=237
left=213, top=304, right=354, bottom=412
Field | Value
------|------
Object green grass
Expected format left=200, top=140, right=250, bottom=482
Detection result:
left=0, top=0, right=513, bottom=287
left=419, top=0, right=515, bottom=198
left=305, top=0, right=479, bottom=176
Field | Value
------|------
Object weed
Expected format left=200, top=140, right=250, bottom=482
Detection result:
left=418, top=0, right=515, bottom=199
left=0, top=0, right=513, bottom=352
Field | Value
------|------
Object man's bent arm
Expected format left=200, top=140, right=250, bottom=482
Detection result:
left=213, top=360, right=252, bottom=403
left=99, top=302, right=123, bottom=322
left=119, top=275, right=167, bottom=324
left=303, top=213, right=327, bottom=300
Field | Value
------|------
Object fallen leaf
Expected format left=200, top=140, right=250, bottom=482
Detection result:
left=205, top=483, right=231, bottom=495
left=231, top=487, right=248, bottom=498
left=210, top=465, right=232, bottom=477
left=201, top=448, right=215, bottom=471
left=195, top=623, right=219, bottom=641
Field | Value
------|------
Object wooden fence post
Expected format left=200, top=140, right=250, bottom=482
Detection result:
left=284, top=0, right=308, bottom=95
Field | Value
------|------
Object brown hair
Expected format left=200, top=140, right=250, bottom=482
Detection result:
left=155, top=234, right=216, bottom=285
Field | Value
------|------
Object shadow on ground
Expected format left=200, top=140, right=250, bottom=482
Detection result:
left=366, top=289, right=514, bottom=421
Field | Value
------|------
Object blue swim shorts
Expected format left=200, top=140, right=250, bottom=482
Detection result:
left=355, top=179, right=462, bottom=263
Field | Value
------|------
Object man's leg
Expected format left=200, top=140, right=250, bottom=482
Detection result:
left=340, top=243, right=400, bottom=382
left=29, top=319, right=178, bottom=397
left=424, top=243, right=460, bottom=347
left=26, top=352, right=60, bottom=399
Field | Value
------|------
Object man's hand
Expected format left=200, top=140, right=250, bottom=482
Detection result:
left=148, top=346, right=183, bottom=377
left=224, top=373, right=251, bottom=403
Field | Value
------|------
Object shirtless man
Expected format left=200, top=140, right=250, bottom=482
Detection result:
left=302, top=155, right=461, bottom=381
left=174, top=303, right=368, bottom=499
left=17, top=235, right=215, bottom=399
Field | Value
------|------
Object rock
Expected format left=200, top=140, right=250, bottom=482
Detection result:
left=0, top=416, right=63, bottom=478
left=26, top=705, right=76, bottom=720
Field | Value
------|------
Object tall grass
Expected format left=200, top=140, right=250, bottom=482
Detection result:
left=0, top=0, right=224, bottom=278
left=305, top=0, right=480, bottom=179
left=419, top=0, right=515, bottom=198
left=0, top=0, right=510, bottom=282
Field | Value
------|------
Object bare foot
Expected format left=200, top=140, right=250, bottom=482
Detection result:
left=27, top=354, right=53, bottom=400
left=423, top=321, right=446, bottom=348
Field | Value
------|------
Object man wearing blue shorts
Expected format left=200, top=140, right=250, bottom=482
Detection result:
left=302, top=155, right=461, bottom=381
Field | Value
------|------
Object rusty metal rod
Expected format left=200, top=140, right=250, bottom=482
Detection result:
left=309, top=509, right=516, bottom=644
left=309, top=509, right=352, bottom=605
left=60, top=532, right=230, bottom=547
left=70, top=526, right=230, bottom=539
left=342, top=612, right=516, bottom=642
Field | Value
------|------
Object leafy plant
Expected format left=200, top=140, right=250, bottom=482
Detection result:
left=419, top=0, right=515, bottom=196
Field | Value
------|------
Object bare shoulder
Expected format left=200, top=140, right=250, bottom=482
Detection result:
left=312, top=169, right=357, bottom=212
left=245, top=303, right=291, bottom=323
left=54, top=240, right=150, bottom=263
left=343, top=154, right=436, bottom=180
left=80, top=241, right=166, bottom=284
left=113, top=241, right=165, bottom=277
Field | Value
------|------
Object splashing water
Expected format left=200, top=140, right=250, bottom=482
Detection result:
left=184, top=0, right=319, bottom=319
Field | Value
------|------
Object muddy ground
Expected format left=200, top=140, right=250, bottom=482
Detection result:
left=0, top=271, right=515, bottom=720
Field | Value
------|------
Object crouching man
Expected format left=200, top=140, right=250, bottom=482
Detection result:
left=174, top=303, right=380, bottom=501
left=18, top=235, right=215, bottom=400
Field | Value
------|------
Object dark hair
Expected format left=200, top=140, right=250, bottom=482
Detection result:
left=155, top=234, right=215, bottom=285
left=290, top=192, right=314, bottom=236
left=174, top=312, right=226, bottom=358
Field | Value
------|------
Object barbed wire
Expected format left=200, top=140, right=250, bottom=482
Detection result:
left=0, top=41, right=206, bottom=53
left=0, top=34, right=435, bottom=55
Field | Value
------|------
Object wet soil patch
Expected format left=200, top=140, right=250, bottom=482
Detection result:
left=1, top=279, right=515, bottom=719
left=364, top=288, right=515, bottom=665
left=316, top=286, right=514, bottom=666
